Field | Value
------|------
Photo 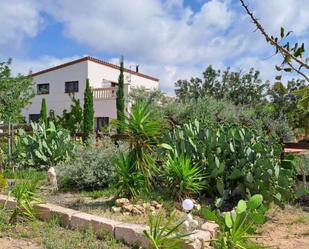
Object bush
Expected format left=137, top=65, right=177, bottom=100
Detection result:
left=56, top=138, right=126, bottom=190
left=162, top=154, right=207, bottom=199
left=113, top=152, right=145, bottom=198
left=14, top=122, right=75, bottom=169
left=162, top=120, right=296, bottom=207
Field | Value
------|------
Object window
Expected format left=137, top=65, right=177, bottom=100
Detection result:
left=95, top=117, right=109, bottom=131
left=29, top=114, right=40, bottom=122
left=65, top=81, right=79, bottom=93
left=37, top=83, right=50, bottom=94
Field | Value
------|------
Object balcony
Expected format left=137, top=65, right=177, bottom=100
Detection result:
left=93, top=87, right=117, bottom=100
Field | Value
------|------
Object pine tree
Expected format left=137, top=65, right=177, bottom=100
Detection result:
left=83, top=79, right=94, bottom=137
left=39, top=98, right=48, bottom=126
left=116, top=56, right=125, bottom=133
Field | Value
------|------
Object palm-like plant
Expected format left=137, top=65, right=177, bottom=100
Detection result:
left=163, top=154, right=207, bottom=199
left=119, top=101, right=164, bottom=188
left=113, top=153, right=145, bottom=198
left=144, top=212, right=190, bottom=249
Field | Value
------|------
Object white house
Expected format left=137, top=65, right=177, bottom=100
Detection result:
left=22, top=56, right=159, bottom=130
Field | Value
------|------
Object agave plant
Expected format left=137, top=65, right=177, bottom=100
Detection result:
left=163, top=154, right=207, bottom=199
left=144, top=212, right=191, bottom=249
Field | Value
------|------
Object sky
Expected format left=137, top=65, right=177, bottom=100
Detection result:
left=0, top=0, right=308, bottom=94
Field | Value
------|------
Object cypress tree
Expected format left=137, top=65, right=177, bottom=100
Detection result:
left=39, top=98, right=48, bottom=126
left=83, top=79, right=94, bottom=137
left=116, top=56, right=125, bottom=133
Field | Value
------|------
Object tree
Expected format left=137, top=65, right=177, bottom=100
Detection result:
left=39, top=98, right=48, bottom=126
left=57, top=96, right=83, bottom=135
left=175, top=66, right=269, bottom=106
left=116, top=56, right=125, bottom=134
left=0, top=59, right=34, bottom=123
left=83, top=79, right=94, bottom=137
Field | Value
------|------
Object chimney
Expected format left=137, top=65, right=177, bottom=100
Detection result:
left=136, top=65, right=139, bottom=73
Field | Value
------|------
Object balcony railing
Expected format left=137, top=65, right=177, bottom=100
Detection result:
left=93, top=87, right=117, bottom=99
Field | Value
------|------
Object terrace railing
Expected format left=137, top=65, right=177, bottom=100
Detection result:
left=93, top=87, right=117, bottom=100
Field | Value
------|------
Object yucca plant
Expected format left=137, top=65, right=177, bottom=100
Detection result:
left=144, top=212, right=190, bottom=249
left=117, top=101, right=165, bottom=190
left=113, top=152, right=145, bottom=198
left=9, top=180, right=41, bottom=223
left=163, top=154, right=207, bottom=199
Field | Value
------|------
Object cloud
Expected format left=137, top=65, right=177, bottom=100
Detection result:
left=10, top=55, right=81, bottom=75
left=2, top=0, right=308, bottom=94
left=0, top=0, right=42, bottom=53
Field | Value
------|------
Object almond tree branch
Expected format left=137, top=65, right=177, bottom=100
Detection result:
left=287, top=62, right=309, bottom=82
left=239, top=0, right=309, bottom=71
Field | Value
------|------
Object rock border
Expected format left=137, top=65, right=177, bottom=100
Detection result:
left=0, top=194, right=218, bottom=249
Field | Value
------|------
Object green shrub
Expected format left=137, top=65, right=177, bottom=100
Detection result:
left=113, top=152, right=145, bottom=198
left=203, top=194, right=267, bottom=249
left=9, top=180, right=41, bottom=223
left=56, top=139, right=125, bottom=190
left=162, top=120, right=296, bottom=207
left=14, top=122, right=75, bottom=169
left=162, top=154, right=207, bottom=199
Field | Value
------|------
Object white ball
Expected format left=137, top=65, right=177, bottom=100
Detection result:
left=182, top=199, right=194, bottom=211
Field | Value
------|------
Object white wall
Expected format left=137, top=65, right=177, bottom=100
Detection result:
left=22, top=61, right=88, bottom=121
left=22, top=58, right=159, bottom=122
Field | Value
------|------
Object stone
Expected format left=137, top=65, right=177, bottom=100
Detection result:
left=114, top=223, right=150, bottom=248
left=33, top=203, right=52, bottom=220
left=115, top=198, right=130, bottom=207
left=185, top=238, right=202, bottom=249
left=201, top=222, right=219, bottom=237
left=193, top=230, right=211, bottom=247
left=48, top=204, right=79, bottom=227
left=150, top=200, right=159, bottom=206
left=0, top=194, right=16, bottom=209
left=154, top=204, right=163, bottom=209
left=71, top=212, right=97, bottom=230
left=91, top=216, right=121, bottom=236
left=134, top=204, right=145, bottom=213
left=47, top=167, right=58, bottom=191
left=132, top=207, right=143, bottom=215
left=111, top=206, right=121, bottom=213
left=122, top=204, right=134, bottom=212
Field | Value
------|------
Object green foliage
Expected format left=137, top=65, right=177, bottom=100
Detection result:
left=9, top=180, right=41, bottom=223
left=4, top=169, right=46, bottom=186
left=116, top=56, right=125, bottom=134
left=0, top=59, right=34, bottom=123
left=113, top=152, right=145, bottom=198
left=39, top=98, right=48, bottom=126
left=175, top=66, right=269, bottom=106
left=162, top=120, right=296, bottom=207
left=56, top=139, right=124, bottom=190
left=83, top=79, right=94, bottom=136
left=14, top=122, right=75, bottom=169
left=0, top=173, right=6, bottom=189
left=57, top=96, right=83, bottom=135
left=117, top=101, right=164, bottom=191
left=203, top=194, right=266, bottom=249
left=162, top=154, right=207, bottom=199
left=144, top=212, right=190, bottom=249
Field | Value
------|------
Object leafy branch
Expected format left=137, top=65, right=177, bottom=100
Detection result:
left=239, top=0, right=309, bottom=83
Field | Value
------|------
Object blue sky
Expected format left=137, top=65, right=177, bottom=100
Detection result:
left=0, top=0, right=308, bottom=94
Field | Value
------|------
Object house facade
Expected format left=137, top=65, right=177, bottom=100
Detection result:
left=22, top=56, right=159, bottom=130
